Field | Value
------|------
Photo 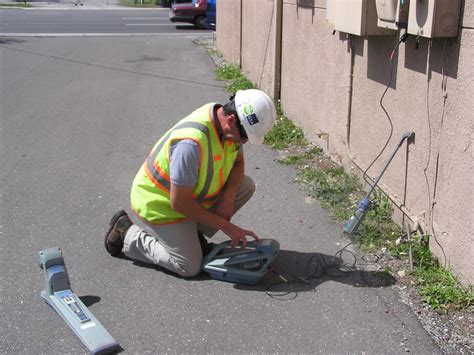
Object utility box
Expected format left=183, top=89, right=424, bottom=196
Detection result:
left=407, top=0, right=461, bottom=38
left=375, top=0, right=410, bottom=30
left=326, top=0, right=393, bottom=36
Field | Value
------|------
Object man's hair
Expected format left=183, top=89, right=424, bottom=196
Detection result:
left=222, top=100, right=238, bottom=117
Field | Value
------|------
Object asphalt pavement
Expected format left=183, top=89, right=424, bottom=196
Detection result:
left=0, top=23, right=442, bottom=355
left=1, top=0, right=125, bottom=9
left=0, top=0, right=167, bottom=9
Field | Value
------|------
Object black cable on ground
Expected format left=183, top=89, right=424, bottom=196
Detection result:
left=266, top=241, right=357, bottom=300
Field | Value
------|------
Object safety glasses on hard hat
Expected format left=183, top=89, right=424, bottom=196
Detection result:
left=234, top=117, right=248, bottom=140
left=229, top=93, right=248, bottom=140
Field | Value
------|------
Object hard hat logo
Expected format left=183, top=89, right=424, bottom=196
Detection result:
left=243, top=104, right=254, bottom=116
left=246, top=113, right=259, bottom=126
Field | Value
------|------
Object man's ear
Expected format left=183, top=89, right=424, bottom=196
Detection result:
left=227, top=113, right=236, bottom=124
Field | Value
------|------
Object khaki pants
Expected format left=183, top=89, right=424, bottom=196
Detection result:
left=123, top=175, right=256, bottom=277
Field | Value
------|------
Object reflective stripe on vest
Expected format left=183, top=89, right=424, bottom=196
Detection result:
left=145, top=121, right=215, bottom=203
left=130, top=103, right=240, bottom=224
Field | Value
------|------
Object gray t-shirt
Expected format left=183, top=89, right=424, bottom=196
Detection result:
left=170, top=103, right=241, bottom=187
left=169, top=139, right=243, bottom=187
left=169, top=139, right=200, bottom=187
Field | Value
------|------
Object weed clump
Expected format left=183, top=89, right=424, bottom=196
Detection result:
left=216, top=63, right=256, bottom=92
left=264, top=114, right=307, bottom=150
left=413, top=244, right=473, bottom=311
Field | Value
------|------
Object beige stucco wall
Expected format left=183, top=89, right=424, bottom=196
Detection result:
left=217, top=0, right=473, bottom=285
left=348, top=33, right=473, bottom=285
left=216, top=0, right=276, bottom=93
left=240, top=0, right=276, bottom=94
left=280, top=1, right=349, bottom=163
left=216, top=0, right=241, bottom=64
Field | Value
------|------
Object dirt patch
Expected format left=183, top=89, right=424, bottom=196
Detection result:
left=378, top=253, right=473, bottom=353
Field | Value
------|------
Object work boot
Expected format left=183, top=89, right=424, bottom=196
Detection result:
left=104, top=210, right=132, bottom=257
left=198, top=231, right=217, bottom=257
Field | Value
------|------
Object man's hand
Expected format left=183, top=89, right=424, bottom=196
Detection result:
left=171, top=184, right=256, bottom=248
left=222, top=223, right=259, bottom=248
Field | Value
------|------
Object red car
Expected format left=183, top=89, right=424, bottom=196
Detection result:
left=169, top=0, right=208, bottom=29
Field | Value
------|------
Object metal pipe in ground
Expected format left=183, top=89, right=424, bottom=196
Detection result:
left=405, top=223, right=413, bottom=272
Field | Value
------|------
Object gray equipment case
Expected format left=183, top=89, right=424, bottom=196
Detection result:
left=202, top=239, right=280, bottom=285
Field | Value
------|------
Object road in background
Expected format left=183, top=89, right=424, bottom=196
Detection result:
left=0, top=8, right=210, bottom=34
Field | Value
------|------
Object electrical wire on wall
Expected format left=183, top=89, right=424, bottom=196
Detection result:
left=423, top=38, right=450, bottom=266
left=362, top=30, right=409, bottom=189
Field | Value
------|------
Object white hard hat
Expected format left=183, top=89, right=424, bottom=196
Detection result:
left=234, top=89, right=276, bottom=145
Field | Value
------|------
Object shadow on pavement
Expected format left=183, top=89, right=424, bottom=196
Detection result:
left=79, top=295, right=102, bottom=307
left=120, top=254, right=213, bottom=280
left=233, top=249, right=397, bottom=299
left=0, top=38, right=26, bottom=45
left=120, top=248, right=396, bottom=295
left=175, top=25, right=208, bottom=31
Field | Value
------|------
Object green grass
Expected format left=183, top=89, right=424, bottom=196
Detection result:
left=216, top=64, right=305, bottom=148
left=216, top=63, right=241, bottom=81
left=227, top=76, right=256, bottom=93
left=0, top=2, right=32, bottom=6
left=119, top=0, right=158, bottom=7
left=279, top=147, right=322, bottom=165
left=216, top=63, right=256, bottom=92
left=213, top=61, right=472, bottom=312
left=412, top=243, right=473, bottom=311
left=264, top=114, right=307, bottom=150
left=356, top=192, right=402, bottom=253
left=299, top=165, right=362, bottom=220
left=377, top=266, right=393, bottom=279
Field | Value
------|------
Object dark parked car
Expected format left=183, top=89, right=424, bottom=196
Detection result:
left=169, top=0, right=208, bottom=29
left=204, top=0, right=216, bottom=30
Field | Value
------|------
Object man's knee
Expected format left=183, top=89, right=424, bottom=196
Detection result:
left=173, top=258, right=203, bottom=278
left=240, top=175, right=256, bottom=199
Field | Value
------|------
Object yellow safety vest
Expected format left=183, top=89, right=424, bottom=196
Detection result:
left=130, top=103, right=240, bottom=224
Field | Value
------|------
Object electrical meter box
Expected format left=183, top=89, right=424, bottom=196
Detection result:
left=326, top=0, right=393, bottom=36
left=375, top=0, right=409, bottom=30
left=407, top=0, right=461, bottom=38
